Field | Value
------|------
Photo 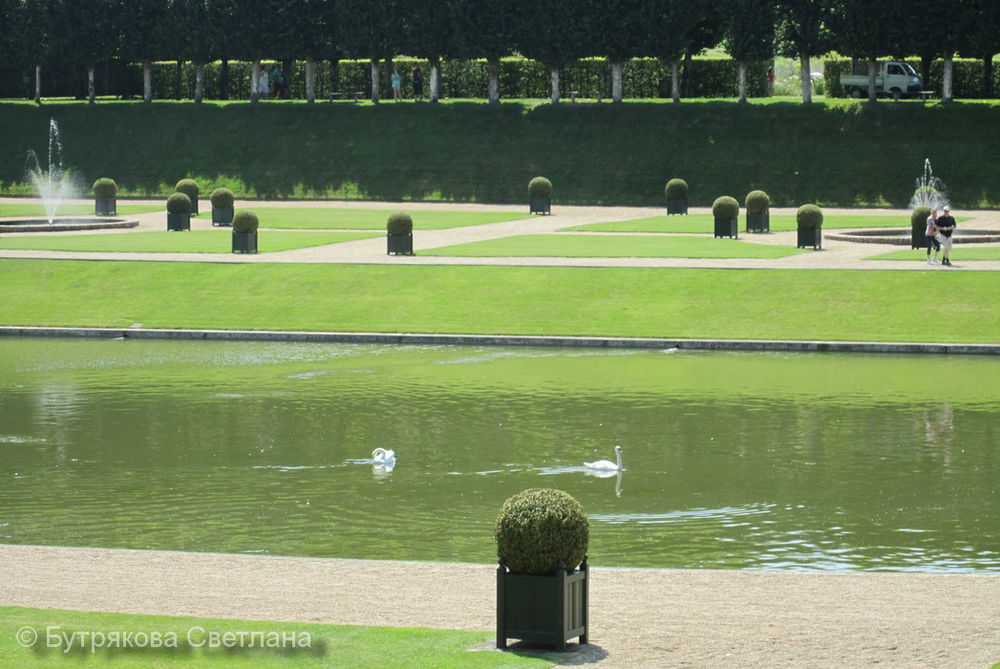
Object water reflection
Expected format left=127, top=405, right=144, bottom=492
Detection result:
left=1, top=338, right=999, bottom=571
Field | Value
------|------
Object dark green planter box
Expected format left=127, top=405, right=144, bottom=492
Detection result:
left=187, top=199, right=199, bottom=216
left=212, top=206, right=234, bottom=226
left=911, top=226, right=926, bottom=249
left=497, top=558, right=588, bottom=651
left=167, top=212, right=190, bottom=231
left=666, top=198, right=688, bottom=215
left=95, top=197, right=116, bottom=216
left=387, top=233, right=413, bottom=255
left=797, top=226, right=822, bottom=249
left=232, top=231, right=258, bottom=253
left=530, top=197, right=551, bottom=215
left=714, top=216, right=738, bottom=239
left=746, top=211, right=769, bottom=233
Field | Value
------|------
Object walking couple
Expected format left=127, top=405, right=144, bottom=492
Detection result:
left=926, top=205, right=956, bottom=266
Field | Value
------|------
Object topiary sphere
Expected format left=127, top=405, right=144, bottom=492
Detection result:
left=712, top=196, right=740, bottom=219
left=495, top=488, right=589, bottom=576
left=232, top=210, right=259, bottom=233
left=175, top=178, right=200, bottom=201
left=745, top=190, right=770, bottom=213
left=911, top=205, right=932, bottom=228
left=664, top=178, right=688, bottom=199
left=92, top=178, right=117, bottom=198
left=386, top=211, right=413, bottom=235
left=797, top=204, right=824, bottom=229
left=166, top=192, right=191, bottom=214
left=528, top=177, right=553, bottom=199
left=210, top=188, right=235, bottom=208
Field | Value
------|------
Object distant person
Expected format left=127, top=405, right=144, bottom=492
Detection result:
left=412, top=66, right=424, bottom=100
left=766, top=66, right=775, bottom=96
left=935, top=205, right=957, bottom=266
left=925, top=208, right=940, bottom=265
left=391, top=69, right=402, bottom=101
left=271, top=65, right=286, bottom=98
left=258, top=68, right=270, bottom=100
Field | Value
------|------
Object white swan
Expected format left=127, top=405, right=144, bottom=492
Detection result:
left=584, top=445, right=624, bottom=471
left=371, top=447, right=396, bottom=470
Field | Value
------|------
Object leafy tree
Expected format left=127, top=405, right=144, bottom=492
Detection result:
left=450, top=0, right=520, bottom=104
left=776, top=0, right=835, bottom=103
left=959, top=0, right=1000, bottom=97
left=401, top=0, right=458, bottom=102
left=829, top=0, right=899, bottom=101
left=895, top=0, right=977, bottom=101
left=644, top=0, right=710, bottom=102
left=680, top=3, right=725, bottom=97
left=336, top=0, right=403, bottom=102
left=269, top=0, right=335, bottom=102
left=119, top=0, right=174, bottom=102
left=515, top=0, right=596, bottom=103
left=592, top=0, right=646, bottom=102
left=722, top=0, right=775, bottom=103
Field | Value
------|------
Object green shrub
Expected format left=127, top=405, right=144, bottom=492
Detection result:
left=911, top=205, right=932, bottom=229
left=175, top=178, right=200, bottom=201
left=745, top=190, right=770, bottom=213
left=166, top=192, right=191, bottom=214
left=528, top=177, right=553, bottom=199
left=665, top=178, right=689, bottom=199
left=797, top=204, right=824, bottom=229
left=712, top=196, right=740, bottom=219
left=210, top=188, right=235, bottom=208
left=495, top=488, right=589, bottom=576
left=92, top=178, right=117, bottom=198
left=386, top=212, right=413, bottom=235
left=232, top=210, right=259, bottom=233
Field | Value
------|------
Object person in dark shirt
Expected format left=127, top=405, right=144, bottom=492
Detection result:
left=935, top=206, right=957, bottom=266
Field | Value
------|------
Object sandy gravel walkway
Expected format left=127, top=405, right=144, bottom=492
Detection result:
left=1, top=545, right=998, bottom=668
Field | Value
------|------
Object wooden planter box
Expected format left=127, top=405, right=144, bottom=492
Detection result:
left=167, top=212, right=190, bottom=231
left=95, top=197, right=116, bottom=216
left=911, top=225, right=926, bottom=249
left=714, top=216, right=738, bottom=239
left=497, top=558, right=588, bottom=651
left=666, top=198, right=688, bottom=215
left=387, top=233, right=413, bottom=255
left=530, top=197, right=551, bottom=215
left=212, top=206, right=234, bottom=227
left=746, top=211, right=769, bottom=233
left=797, top=226, right=823, bottom=250
left=232, top=231, right=258, bottom=253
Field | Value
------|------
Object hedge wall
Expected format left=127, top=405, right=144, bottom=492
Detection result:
left=824, top=58, right=1000, bottom=98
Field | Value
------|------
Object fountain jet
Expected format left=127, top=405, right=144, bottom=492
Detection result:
left=25, top=119, right=78, bottom=223
left=908, top=158, right=950, bottom=211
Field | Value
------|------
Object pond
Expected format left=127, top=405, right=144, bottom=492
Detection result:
left=1, top=338, right=998, bottom=572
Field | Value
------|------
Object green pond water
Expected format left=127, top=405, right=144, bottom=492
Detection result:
left=1, top=338, right=998, bottom=572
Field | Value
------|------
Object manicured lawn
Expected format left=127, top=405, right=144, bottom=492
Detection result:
left=422, top=234, right=806, bottom=258
left=0, top=607, right=548, bottom=668
left=249, top=207, right=527, bottom=230
left=0, top=230, right=378, bottom=253
left=1, top=260, right=998, bottom=343
left=0, top=203, right=162, bottom=217
left=562, top=214, right=917, bottom=234
left=868, top=246, right=1000, bottom=261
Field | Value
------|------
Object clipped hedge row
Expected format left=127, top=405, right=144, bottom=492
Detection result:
left=824, top=57, right=1000, bottom=98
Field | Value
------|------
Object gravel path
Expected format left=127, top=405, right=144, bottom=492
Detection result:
left=2, top=545, right=998, bottom=668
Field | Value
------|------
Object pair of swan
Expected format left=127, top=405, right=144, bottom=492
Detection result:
left=584, top=445, right=624, bottom=471
left=371, top=447, right=396, bottom=471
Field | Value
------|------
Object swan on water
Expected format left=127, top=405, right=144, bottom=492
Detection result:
left=371, top=447, right=396, bottom=470
left=584, top=445, right=624, bottom=471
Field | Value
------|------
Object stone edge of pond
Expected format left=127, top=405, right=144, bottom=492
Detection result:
left=1, top=326, right=999, bottom=356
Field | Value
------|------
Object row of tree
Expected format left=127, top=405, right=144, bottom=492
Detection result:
left=3, top=0, right=999, bottom=105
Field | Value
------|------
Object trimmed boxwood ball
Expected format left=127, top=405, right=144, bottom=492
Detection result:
left=745, top=190, right=770, bottom=213
left=664, top=178, right=688, bottom=199
left=92, top=178, right=117, bottom=198
left=232, top=210, right=259, bottom=233
left=166, top=192, right=191, bottom=214
left=211, top=188, right=235, bottom=208
left=175, top=178, right=199, bottom=200
left=797, top=204, right=824, bottom=228
left=496, top=488, right=589, bottom=576
left=712, top=196, right=739, bottom=219
left=911, top=205, right=932, bottom=228
left=528, top=177, right=553, bottom=199
left=387, top=211, right=413, bottom=235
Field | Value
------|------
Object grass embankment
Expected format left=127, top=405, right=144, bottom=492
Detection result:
left=2, top=100, right=999, bottom=207
left=0, top=607, right=547, bottom=668
left=2, top=260, right=997, bottom=343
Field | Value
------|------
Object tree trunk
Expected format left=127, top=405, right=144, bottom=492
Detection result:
left=429, top=57, right=441, bottom=102
left=220, top=59, right=229, bottom=100
left=370, top=58, right=380, bottom=102
left=195, top=63, right=204, bottom=103
left=549, top=65, right=560, bottom=104
left=671, top=61, right=681, bottom=103
left=610, top=61, right=624, bottom=103
left=329, top=57, right=340, bottom=96
left=737, top=60, right=747, bottom=103
left=985, top=56, right=995, bottom=98
left=175, top=60, right=183, bottom=100
left=282, top=58, right=293, bottom=98
left=143, top=61, right=152, bottom=103
left=34, top=64, right=41, bottom=103
left=867, top=58, right=877, bottom=102
left=800, top=54, right=812, bottom=104
left=87, top=64, right=95, bottom=103
left=920, top=55, right=932, bottom=92
left=942, top=52, right=954, bottom=102
left=305, top=58, right=316, bottom=103
left=250, top=61, right=260, bottom=103
left=487, top=57, right=500, bottom=104
left=682, top=51, right=693, bottom=97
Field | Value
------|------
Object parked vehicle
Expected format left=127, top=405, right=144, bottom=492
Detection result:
left=840, top=61, right=924, bottom=100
